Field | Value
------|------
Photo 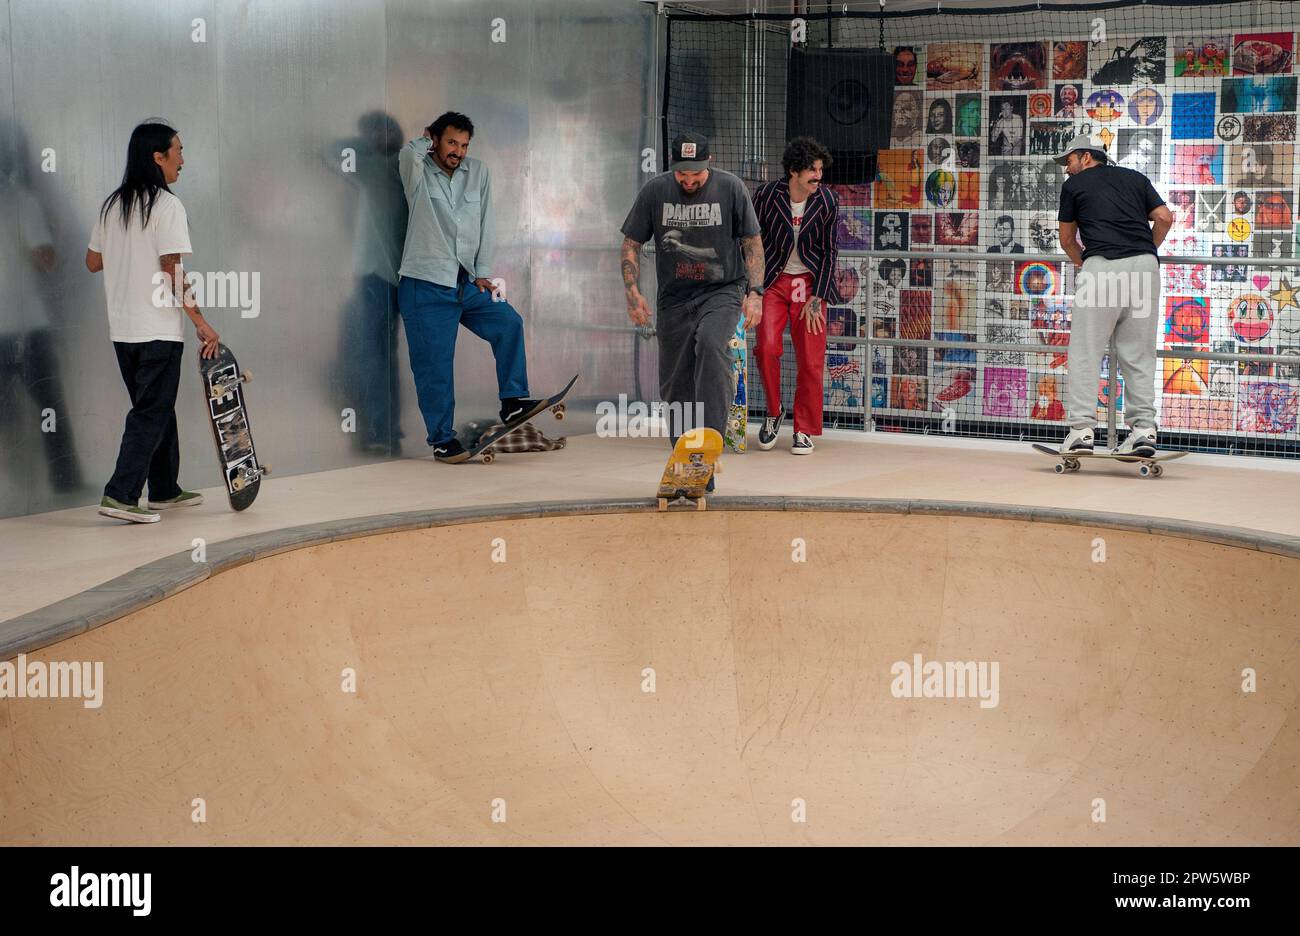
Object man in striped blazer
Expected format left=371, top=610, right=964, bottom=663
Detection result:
left=750, top=137, right=843, bottom=454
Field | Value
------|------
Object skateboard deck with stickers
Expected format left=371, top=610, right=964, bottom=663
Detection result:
left=657, top=427, right=723, bottom=510
left=198, top=343, right=269, bottom=510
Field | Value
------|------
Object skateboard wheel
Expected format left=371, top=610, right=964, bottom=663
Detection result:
left=552, top=404, right=565, bottom=420
left=232, top=476, right=245, bottom=491
left=658, top=497, right=669, bottom=511
left=1054, top=463, right=1066, bottom=474
left=1066, top=459, right=1079, bottom=471
left=261, top=463, right=272, bottom=475
left=482, top=452, right=495, bottom=464
left=1151, top=464, right=1164, bottom=478
left=695, top=497, right=706, bottom=511
left=241, top=370, right=252, bottom=383
left=1139, top=464, right=1151, bottom=477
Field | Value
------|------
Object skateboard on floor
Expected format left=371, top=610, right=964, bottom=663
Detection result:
left=198, top=343, right=270, bottom=510
left=1032, top=443, right=1187, bottom=478
left=460, top=374, right=579, bottom=464
left=724, top=319, right=747, bottom=453
left=657, top=427, right=723, bottom=511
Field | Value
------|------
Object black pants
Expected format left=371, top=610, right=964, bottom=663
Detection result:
left=104, top=340, right=184, bottom=504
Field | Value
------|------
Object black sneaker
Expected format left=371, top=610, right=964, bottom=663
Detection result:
left=792, top=431, right=814, bottom=455
left=500, top=397, right=546, bottom=426
left=432, top=438, right=470, bottom=463
left=706, top=474, right=716, bottom=493
left=758, top=409, right=784, bottom=450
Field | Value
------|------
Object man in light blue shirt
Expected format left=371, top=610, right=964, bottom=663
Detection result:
left=396, top=111, right=541, bottom=462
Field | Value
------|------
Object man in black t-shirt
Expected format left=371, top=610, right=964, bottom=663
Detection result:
left=1055, top=133, right=1173, bottom=455
left=620, top=133, right=764, bottom=470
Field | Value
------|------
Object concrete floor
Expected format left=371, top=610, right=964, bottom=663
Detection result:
left=4, top=428, right=1300, bottom=622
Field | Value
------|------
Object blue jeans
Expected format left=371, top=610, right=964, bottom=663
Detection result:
left=397, top=272, right=530, bottom=446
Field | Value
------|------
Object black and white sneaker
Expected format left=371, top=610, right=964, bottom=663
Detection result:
left=1116, top=427, right=1157, bottom=458
left=758, top=409, right=784, bottom=450
left=432, top=438, right=470, bottom=463
left=500, top=397, right=546, bottom=427
left=1060, top=427, right=1094, bottom=454
left=792, top=431, right=814, bottom=455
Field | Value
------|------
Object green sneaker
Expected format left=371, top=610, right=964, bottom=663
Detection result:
left=147, top=491, right=204, bottom=510
left=98, top=496, right=161, bottom=524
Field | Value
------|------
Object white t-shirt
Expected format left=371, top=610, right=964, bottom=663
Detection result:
left=0, top=186, right=53, bottom=336
left=783, top=198, right=811, bottom=276
left=88, top=189, right=192, bottom=342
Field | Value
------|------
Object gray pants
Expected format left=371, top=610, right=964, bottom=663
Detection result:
left=657, top=285, right=742, bottom=440
left=1066, top=253, right=1160, bottom=431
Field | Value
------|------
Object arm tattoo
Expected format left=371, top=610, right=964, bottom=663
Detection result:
left=741, top=235, right=764, bottom=290
left=621, top=237, right=642, bottom=291
left=160, top=254, right=187, bottom=303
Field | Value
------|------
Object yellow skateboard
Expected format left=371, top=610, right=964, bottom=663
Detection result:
left=656, top=427, right=723, bottom=511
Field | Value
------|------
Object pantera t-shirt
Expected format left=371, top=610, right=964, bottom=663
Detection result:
left=621, top=169, right=760, bottom=304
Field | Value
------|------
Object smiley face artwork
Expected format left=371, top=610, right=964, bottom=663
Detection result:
left=1228, top=294, right=1275, bottom=342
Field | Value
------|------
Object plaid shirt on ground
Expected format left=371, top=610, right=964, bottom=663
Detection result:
left=480, top=421, right=567, bottom=454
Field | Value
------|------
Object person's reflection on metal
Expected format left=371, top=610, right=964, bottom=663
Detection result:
left=0, top=118, right=85, bottom=498
left=327, top=111, right=407, bottom=457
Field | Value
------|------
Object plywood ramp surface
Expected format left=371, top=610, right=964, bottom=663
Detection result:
left=1, top=512, right=1295, bottom=845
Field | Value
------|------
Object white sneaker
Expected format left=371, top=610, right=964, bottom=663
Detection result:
left=792, top=431, right=814, bottom=455
left=1060, top=427, right=1094, bottom=454
left=1115, top=427, right=1157, bottom=457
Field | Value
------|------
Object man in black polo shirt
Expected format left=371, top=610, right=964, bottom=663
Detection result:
left=1056, top=133, right=1173, bottom=455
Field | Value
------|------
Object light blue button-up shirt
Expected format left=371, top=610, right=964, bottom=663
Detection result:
left=397, top=137, right=496, bottom=287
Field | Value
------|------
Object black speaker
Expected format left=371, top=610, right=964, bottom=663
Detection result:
left=786, top=48, right=894, bottom=184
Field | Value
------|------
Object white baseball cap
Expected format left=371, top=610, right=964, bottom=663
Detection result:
left=1053, top=133, right=1109, bottom=165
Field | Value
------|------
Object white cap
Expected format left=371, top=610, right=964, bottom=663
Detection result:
left=1053, top=133, right=1109, bottom=165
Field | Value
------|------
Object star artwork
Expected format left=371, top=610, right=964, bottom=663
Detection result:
left=1270, top=277, right=1300, bottom=313
left=1097, top=127, right=1115, bottom=152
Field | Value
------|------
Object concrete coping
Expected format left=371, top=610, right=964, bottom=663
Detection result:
left=4, top=496, right=1298, bottom=661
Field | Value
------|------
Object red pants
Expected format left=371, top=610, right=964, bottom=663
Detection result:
left=755, top=272, right=826, bottom=435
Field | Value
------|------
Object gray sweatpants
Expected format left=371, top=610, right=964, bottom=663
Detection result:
left=1066, top=253, right=1160, bottom=431
left=657, top=284, right=743, bottom=440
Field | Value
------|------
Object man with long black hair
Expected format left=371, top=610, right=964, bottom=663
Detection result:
left=87, top=121, right=219, bottom=523
left=396, top=111, right=544, bottom=463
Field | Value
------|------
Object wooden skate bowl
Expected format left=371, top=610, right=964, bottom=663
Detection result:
left=1, top=500, right=1296, bottom=845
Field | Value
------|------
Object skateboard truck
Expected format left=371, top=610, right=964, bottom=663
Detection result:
left=209, top=368, right=252, bottom=400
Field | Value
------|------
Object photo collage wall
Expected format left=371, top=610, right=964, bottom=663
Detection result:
left=823, top=32, right=1300, bottom=437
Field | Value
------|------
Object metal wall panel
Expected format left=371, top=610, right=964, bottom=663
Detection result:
left=0, top=0, right=653, bottom=518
